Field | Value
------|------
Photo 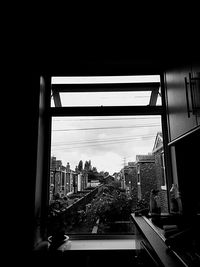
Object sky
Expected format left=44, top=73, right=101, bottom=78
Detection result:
left=50, top=75, right=161, bottom=174
left=51, top=115, right=162, bottom=174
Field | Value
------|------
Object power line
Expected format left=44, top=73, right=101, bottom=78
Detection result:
left=51, top=134, right=156, bottom=147
left=52, top=124, right=161, bottom=132
left=51, top=136, right=156, bottom=151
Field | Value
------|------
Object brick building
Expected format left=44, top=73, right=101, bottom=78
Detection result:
left=121, top=132, right=169, bottom=213
left=125, top=162, right=138, bottom=208
left=135, top=154, right=157, bottom=205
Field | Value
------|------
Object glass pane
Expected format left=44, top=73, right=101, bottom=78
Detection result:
left=51, top=75, right=161, bottom=107
left=48, top=115, right=168, bottom=237
left=59, top=91, right=152, bottom=107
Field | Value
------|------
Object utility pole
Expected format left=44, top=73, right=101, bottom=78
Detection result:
left=123, top=157, right=126, bottom=168
left=121, top=157, right=126, bottom=189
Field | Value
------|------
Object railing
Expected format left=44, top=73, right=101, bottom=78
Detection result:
left=65, top=184, right=103, bottom=212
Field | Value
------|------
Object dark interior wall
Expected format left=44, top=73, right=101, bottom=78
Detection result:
left=36, top=27, right=200, bottom=77
left=39, top=58, right=164, bottom=77
left=11, top=72, right=41, bottom=259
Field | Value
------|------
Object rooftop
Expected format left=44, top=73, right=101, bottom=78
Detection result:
left=136, top=154, right=155, bottom=163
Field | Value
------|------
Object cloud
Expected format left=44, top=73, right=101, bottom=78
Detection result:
left=51, top=115, right=162, bottom=174
left=91, top=152, right=123, bottom=174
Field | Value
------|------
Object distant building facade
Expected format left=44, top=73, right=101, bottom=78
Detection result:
left=50, top=157, right=89, bottom=201
left=120, top=132, right=169, bottom=213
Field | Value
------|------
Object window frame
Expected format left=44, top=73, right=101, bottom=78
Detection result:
left=39, top=73, right=172, bottom=242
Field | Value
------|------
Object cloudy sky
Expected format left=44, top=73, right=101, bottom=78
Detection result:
left=50, top=75, right=161, bottom=174
left=51, top=115, right=162, bottom=174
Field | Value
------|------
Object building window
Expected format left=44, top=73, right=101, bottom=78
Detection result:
left=46, top=74, right=168, bottom=237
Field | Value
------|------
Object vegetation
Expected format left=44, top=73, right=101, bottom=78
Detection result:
left=48, top=180, right=135, bottom=235
left=84, top=181, right=133, bottom=231
left=134, top=198, right=149, bottom=216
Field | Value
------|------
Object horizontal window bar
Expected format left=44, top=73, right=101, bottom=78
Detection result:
left=49, top=106, right=163, bottom=116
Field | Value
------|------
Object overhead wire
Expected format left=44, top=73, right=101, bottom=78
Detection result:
left=51, top=134, right=157, bottom=146
left=52, top=123, right=161, bottom=132
left=51, top=135, right=157, bottom=151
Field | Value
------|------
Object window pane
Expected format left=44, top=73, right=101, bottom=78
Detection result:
left=51, top=75, right=161, bottom=107
left=48, top=115, right=168, bottom=236
left=59, top=91, right=152, bottom=107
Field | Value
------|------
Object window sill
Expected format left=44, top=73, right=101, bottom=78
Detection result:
left=37, top=234, right=136, bottom=251
left=131, top=214, right=184, bottom=267
left=57, top=238, right=136, bottom=251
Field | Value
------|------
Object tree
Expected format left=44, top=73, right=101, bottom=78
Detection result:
left=78, top=160, right=83, bottom=172
left=84, top=160, right=90, bottom=171
left=88, top=160, right=91, bottom=170
left=92, top=166, right=97, bottom=172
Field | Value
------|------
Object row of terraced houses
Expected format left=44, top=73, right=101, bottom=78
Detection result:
left=49, top=159, right=90, bottom=201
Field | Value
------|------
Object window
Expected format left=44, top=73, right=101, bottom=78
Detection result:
left=51, top=75, right=161, bottom=108
left=47, top=75, right=168, bottom=237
